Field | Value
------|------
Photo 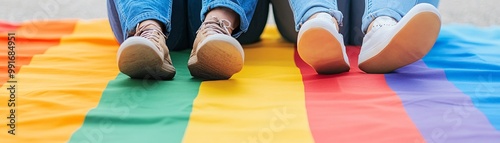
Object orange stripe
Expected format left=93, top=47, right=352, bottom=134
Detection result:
left=297, top=46, right=424, bottom=142
left=0, top=19, right=119, bottom=142
left=0, top=20, right=77, bottom=85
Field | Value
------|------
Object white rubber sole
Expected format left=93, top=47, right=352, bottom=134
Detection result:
left=297, top=15, right=350, bottom=74
left=359, top=3, right=441, bottom=73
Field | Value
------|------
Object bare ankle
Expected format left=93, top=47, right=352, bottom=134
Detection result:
left=205, top=7, right=239, bottom=34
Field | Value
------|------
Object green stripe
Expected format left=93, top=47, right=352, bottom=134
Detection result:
left=69, top=50, right=201, bottom=143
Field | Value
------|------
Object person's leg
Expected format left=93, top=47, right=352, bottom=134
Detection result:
left=361, top=0, right=439, bottom=33
left=280, top=0, right=351, bottom=43
left=290, top=0, right=350, bottom=74
left=109, top=0, right=177, bottom=79
left=186, top=0, right=202, bottom=49
left=235, top=0, right=270, bottom=45
left=347, top=0, right=365, bottom=45
left=107, top=0, right=124, bottom=44
left=186, top=0, right=266, bottom=47
left=289, top=0, right=343, bottom=32
left=358, top=0, right=441, bottom=73
left=108, top=0, right=190, bottom=50
left=108, top=0, right=172, bottom=41
left=336, top=0, right=350, bottom=44
left=200, top=0, right=258, bottom=38
left=188, top=0, right=258, bottom=80
left=270, top=0, right=297, bottom=43
left=166, top=0, right=191, bottom=51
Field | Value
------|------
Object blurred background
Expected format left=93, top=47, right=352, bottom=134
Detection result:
left=1, top=0, right=499, bottom=26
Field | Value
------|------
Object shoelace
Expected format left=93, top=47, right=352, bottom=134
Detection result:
left=370, top=16, right=397, bottom=32
left=134, top=23, right=167, bottom=51
left=197, top=16, right=235, bottom=36
left=135, top=23, right=166, bottom=42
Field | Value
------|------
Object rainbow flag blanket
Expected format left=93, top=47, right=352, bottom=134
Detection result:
left=1, top=19, right=500, bottom=143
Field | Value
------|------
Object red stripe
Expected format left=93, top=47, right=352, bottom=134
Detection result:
left=0, top=21, right=20, bottom=33
left=296, top=46, right=424, bottom=142
left=0, top=20, right=77, bottom=85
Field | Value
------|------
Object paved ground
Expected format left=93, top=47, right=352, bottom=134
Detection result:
left=1, top=0, right=499, bottom=26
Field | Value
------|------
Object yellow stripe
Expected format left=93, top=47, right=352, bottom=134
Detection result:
left=183, top=26, right=314, bottom=143
left=0, top=19, right=119, bottom=142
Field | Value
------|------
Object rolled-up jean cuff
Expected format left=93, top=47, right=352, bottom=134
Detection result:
left=296, top=7, right=343, bottom=31
left=201, top=1, right=249, bottom=38
left=124, top=12, right=171, bottom=39
left=361, top=8, right=402, bottom=34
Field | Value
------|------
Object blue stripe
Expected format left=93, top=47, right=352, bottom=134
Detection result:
left=423, top=25, right=500, bottom=130
left=385, top=25, right=500, bottom=142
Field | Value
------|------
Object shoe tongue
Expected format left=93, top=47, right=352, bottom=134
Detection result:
left=370, top=16, right=397, bottom=32
left=136, top=23, right=162, bottom=36
left=200, top=16, right=233, bottom=36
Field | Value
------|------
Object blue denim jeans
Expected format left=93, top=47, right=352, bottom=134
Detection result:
left=361, top=0, right=439, bottom=33
left=107, top=0, right=259, bottom=50
left=289, top=0, right=439, bottom=34
left=289, top=0, right=344, bottom=32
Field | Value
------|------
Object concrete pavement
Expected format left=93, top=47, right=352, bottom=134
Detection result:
left=1, top=0, right=499, bottom=26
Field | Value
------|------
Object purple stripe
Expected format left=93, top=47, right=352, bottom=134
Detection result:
left=385, top=61, right=500, bottom=143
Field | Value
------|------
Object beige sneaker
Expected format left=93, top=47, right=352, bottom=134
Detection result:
left=188, top=16, right=244, bottom=80
left=117, top=22, right=176, bottom=80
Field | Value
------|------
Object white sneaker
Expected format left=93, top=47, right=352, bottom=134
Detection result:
left=297, top=13, right=350, bottom=74
left=358, top=3, right=441, bottom=73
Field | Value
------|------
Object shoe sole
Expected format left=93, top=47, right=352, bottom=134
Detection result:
left=188, top=34, right=244, bottom=80
left=298, top=27, right=350, bottom=74
left=117, top=37, right=175, bottom=79
left=359, top=10, right=441, bottom=73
